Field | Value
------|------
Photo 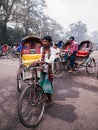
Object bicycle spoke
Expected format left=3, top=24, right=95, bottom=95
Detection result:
left=18, top=85, right=45, bottom=128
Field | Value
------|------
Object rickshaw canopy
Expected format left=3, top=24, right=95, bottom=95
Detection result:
left=21, top=36, right=41, bottom=46
left=78, top=40, right=93, bottom=51
left=20, top=36, right=42, bottom=66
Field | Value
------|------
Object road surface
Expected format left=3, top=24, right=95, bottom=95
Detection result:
left=0, top=51, right=98, bottom=130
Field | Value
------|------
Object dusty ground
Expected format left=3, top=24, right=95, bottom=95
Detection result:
left=0, top=51, right=98, bottom=130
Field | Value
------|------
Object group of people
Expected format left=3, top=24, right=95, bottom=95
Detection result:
left=19, top=35, right=78, bottom=107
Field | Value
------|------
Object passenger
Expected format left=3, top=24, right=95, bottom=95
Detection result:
left=53, top=43, right=61, bottom=72
left=64, top=36, right=78, bottom=72
left=57, top=40, right=64, bottom=49
left=53, top=43, right=60, bottom=60
left=17, top=43, right=22, bottom=52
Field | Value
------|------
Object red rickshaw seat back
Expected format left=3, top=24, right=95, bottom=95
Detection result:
left=2, top=44, right=9, bottom=53
left=76, top=50, right=89, bottom=57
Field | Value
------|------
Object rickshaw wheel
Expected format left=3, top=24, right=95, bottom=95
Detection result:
left=53, top=60, right=64, bottom=78
left=97, top=67, right=98, bottom=79
left=86, top=58, right=96, bottom=75
left=7, top=51, right=13, bottom=59
left=18, top=85, right=45, bottom=128
left=17, top=74, right=23, bottom=92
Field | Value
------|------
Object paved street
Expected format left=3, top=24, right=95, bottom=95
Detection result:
left=0, top=51, right=98, bottom=130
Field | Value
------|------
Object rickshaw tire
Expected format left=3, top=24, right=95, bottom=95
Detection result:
left=17, top=74, right=23, bottom=92
left=18, top=85, right=45, bottom=128
left=86, top=58, right=96, bottom=75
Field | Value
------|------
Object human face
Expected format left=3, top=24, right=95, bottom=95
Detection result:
left=54, top=45, right=57, bottom=49
left=42, top=40, right=50, bottom=47
left=69, top=39, right=73, bottom=44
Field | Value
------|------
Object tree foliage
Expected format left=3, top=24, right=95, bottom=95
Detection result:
left=90, top=31, right=98, bottom=43
left=1, top=1, right=93, bottom=45
left=0, top=0, right=20, bottom=43
left=0, top=0, right=65, bottom=44
left=65, top=21, right=87, bottom=43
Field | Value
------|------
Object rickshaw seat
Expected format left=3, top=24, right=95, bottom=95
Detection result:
left=22, top=54, right=42, bottom=66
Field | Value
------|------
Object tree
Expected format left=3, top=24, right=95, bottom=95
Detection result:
left=0, top=0, right=65, bottom=44
left=90, top=31, right=98, bottom=43
left=65, top=21, right=87, bottom=43
left=39, top=15, right=65, bottom=42
left=7, top=27, right=25, bottom=45
left=0, top=0, right=19, bottom=43
left=12, top=0, right=46, bottom=36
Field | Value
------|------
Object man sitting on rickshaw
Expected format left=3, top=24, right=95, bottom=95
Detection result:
left=64, top=36, right=78, bottom=72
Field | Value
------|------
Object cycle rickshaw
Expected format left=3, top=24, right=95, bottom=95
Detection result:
left=0, top=44, right=10, bottom=57
left=53, top=40, right=96, bottom=78
left=17, top=36, right=46, bottom=128
left=17, top=36, right=42, bottom=90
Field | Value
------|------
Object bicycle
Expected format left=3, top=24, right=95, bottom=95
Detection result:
left=53, top=58, right=64, bottom=78
left=7, top=49, right=20, bottom=59
left=18, top=63, right=46, bottom=128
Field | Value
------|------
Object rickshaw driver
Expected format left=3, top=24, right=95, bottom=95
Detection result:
left=28, top=36, right=57, bottom=107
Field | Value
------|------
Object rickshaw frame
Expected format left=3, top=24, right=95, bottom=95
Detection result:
left=17, top=36, right=42, bottom=91
left=17, top=36, right=46, bottom=128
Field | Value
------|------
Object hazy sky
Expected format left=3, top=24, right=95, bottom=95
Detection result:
left=45, top=0, right=98, bottom=34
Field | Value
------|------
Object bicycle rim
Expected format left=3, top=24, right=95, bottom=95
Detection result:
left=53, top=61, right=64, bottom=78
left=18, top=85, right=45, bottom=128
left=86, top=58, right=96, bottom=75
left=17, top=74, right=24, bottom=92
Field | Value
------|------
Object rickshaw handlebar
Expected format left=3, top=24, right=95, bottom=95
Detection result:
left=25, top=61, right=49, bottom=71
